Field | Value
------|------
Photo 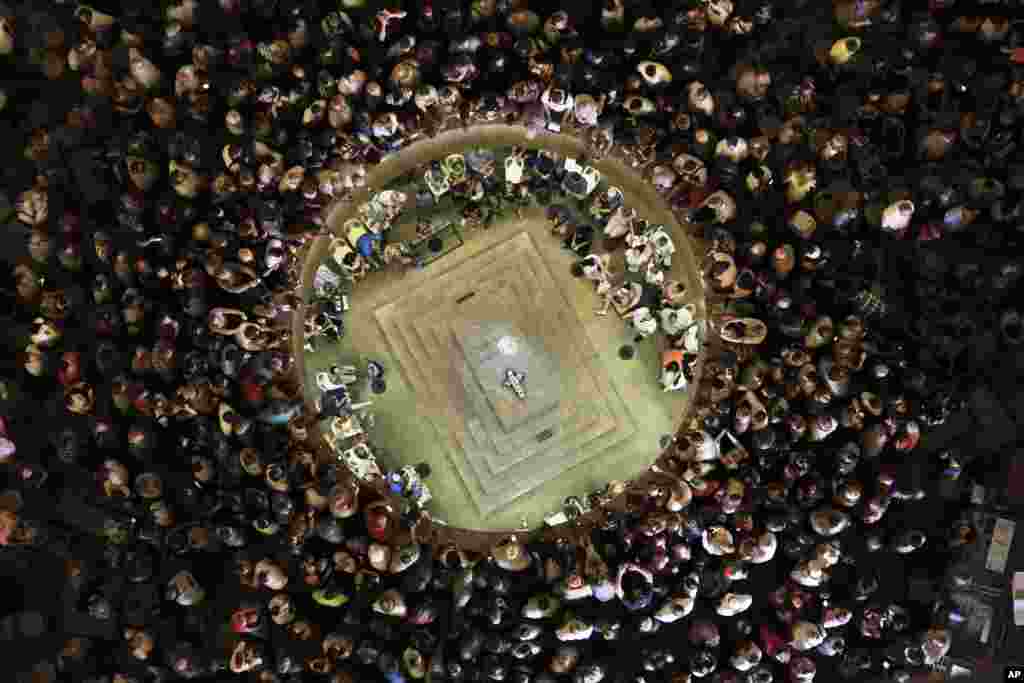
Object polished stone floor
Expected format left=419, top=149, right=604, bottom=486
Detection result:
left=302, top=126, right=705, bottom=532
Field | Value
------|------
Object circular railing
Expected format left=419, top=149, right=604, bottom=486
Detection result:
left=294, top=122, right=718, bottom=551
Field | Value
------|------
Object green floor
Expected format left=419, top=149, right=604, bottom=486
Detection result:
left=304, top=137, right=704, bottom=532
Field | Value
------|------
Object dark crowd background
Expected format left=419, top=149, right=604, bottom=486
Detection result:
left=0, top=0, right=1023, bottom=683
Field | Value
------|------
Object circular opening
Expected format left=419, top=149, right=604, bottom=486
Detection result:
left=306, top=128, right=705, bottom=534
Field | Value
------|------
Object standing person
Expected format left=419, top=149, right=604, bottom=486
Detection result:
left=587, top=120, right=615, bottom=161
left=540, top=85, right=574, bottom=131
left=570, top=94, right=606, bottom=137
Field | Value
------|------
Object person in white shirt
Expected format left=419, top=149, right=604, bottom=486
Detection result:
left=578, top=253, right=611, bottom=284
left=650, top=225, right=676, bottom=268
left=504, top=146, right=527, bottom=186
left=625, top=232, right=655, bottom=273
left=644, top=259, right=664, bottom=287
left=630, top=307, right=658, bottom=339
left=343, top=441, right=382, bottom=481
left=660, top=360, right=688, bottom=393
left=659, top=305, right=694, bottom=337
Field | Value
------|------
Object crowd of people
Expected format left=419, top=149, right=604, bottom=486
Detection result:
left=0, top=0, right=1022, bottom=681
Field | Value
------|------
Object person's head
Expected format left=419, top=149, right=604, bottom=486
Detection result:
left=65, top=384, right=95, bottom=414
left=87, top=593, right=112, bottom=620
left=415, top=463, right=431, bottom=479
left=378, top=652, right=399, bottom=675
left=269, top=593, right=295, bottom=624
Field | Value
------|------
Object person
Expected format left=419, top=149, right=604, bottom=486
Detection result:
left=660, top=350, right=688, bottom=393
left=604, top=205, right=637, bottom=239
left=565, top=224, right=594, bottom=256
left=602, top=282, right=642, bottom=317
left=650, top=225, right=676, bottom=268
left=540, top=85, right=573, bottom=129
left=660, top=305, right=695, bottom=338
left=415, top=219, right=434, bottom=240
left=629, top=307, right=658, bottom=340
left=399, top=463, right=432, bottom=508
left=571, top=93, right=606, bottom=133
left=562, top=158, right=601, bottom=201
left=345, top=218, right=384, bottom=267
left=578, top=253, right=612, bottom=285
left=317, top=384, right=352, bottom=419
left=625, top=229, right=655, bottom=274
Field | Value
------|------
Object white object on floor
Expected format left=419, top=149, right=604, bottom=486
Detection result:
left=986, top=517, right=1015, bottom=573
left=1013, top=572, right=1024, bottom=626
left=316, top=372, right=353, bottom=392
left=330, top=365, right=359, bottom=382
left=545, top=511, right=569, bottom=527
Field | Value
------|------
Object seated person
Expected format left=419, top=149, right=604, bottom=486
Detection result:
left=441, top=153, right=467, bottom=184
left=330, top=239, right=369, bottom=280
left=564, top=223, right=594, bottom=255
left=660, top=351, right=688, bottom=393
left=316, top=367, right=355, bottom=392
left=424, top=162, right=450, bottom=199
left=345, top=218, right=383, bottom=264
left=399, top=463, right=432, bottom=508
left=603, top=205, right=637, bottom=239
left=629, top=307, right=658, bottom=339
left=529, top=149, right=557, bottom=180
left=609, top=282, right=643, bottom=315
left=415, top=218, right=434, bottom=240
left=645, top=258, right=665, bottom=287
left=659, top=304, right=695, bottom=337
left=625, top=236, right=655, bottom=274
left=561, top=158, right=601, bottom=200
left=661, top=280, right=687, bottom=306
left=576, top=253, right=612, bottom=284
left=383, top=242, right=416, bottom=267
left=547, top=205, right=573, bottom=237
left=589, top=185, right=624, bottom=222
left=504, top=147, right=527, bottom=186
left=650, top=225, right=676, bottom=268
left=343, top=441, right=382, bottom=481
left=317, top=385, right=352, bottom=418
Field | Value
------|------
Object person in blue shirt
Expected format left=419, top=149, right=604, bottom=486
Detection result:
left=355, top=229, right=383, bottom=260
